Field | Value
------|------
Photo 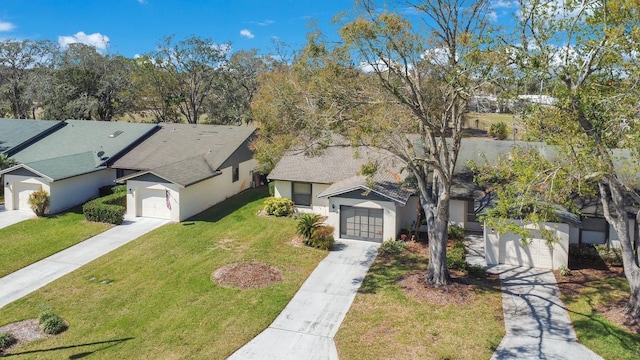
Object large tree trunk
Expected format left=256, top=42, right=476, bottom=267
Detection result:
left=424, top=196, right=451, bottom=285
left=599, top=177, right=640, bottom=322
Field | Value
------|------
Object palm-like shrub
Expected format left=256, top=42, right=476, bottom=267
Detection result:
left=296, top=213, right=323, bottom=240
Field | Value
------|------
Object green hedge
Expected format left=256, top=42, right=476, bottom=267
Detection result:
left=83, top=191, right=127, bottom=224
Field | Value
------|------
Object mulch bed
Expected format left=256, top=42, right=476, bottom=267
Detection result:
left=0, top=319, right=50, bottom=354
left=212, top=262, right=283, bottom=289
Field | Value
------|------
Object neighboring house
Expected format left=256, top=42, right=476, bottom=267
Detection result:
left=1, top=120, right=159, bottom=214
left=269, top=137, right=638, bottom=270
left=268, top=145, right=413, bottom=242
left=111, top=123, right=258, bottom=222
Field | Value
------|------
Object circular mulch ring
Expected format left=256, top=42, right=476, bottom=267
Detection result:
left=212, top=262, right=283, bottom=289
left=397, top=270, right=477, bottom=305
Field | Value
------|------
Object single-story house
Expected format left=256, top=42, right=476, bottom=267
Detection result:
left=111, top=123, right=258, bottom=222
left=269, top=137, right=639, bottom=270
left=1, top=120, right=159, bottom=214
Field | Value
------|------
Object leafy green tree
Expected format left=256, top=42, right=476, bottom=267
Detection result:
left=486, top=0, right=640, bottom=320
left=0, top=39, right=54, bottom=119
left=144, top=35, right=230, bottom=124
left=41, top=43, right=134, bottom=121
left=205, top=49, right=275, bottom=125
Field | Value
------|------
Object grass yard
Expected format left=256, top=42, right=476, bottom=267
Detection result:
left=560, top=275, right=640, bottom=359
left=0, top=209, right=112, bottom=277
left=335, top=246, right=505, bottom=360
left=0, top=188, right=326, bottom=359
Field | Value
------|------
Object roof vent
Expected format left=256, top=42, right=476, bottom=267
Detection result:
left=108, top=130, right=124, bottom=138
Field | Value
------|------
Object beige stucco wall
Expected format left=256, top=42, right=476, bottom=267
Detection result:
left=126, top=158, right=257, bottom=222
left=50, top=170, right=116, bottom=213
left=3, top=174, right=49, bottom=212
left=485, top=221, right=569, bottom=270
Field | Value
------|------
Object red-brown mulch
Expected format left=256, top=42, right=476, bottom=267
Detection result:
left=212, top=262, right=283, bottom=289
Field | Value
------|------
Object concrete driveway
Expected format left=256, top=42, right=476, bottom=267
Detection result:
left=489, top=265, right=603, bottom=360
left=228, top=239, right=380, bottom=360
left=0, top=204, right=34, bottom=230
left=0, top=217, right=168, bottom=309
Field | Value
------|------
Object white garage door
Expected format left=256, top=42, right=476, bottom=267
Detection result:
left=139, top=188, right=172, bottom=219
left=14, top=182, right=42, bottom=211
left=340, top=206, right=384, bottom=242
left=504, top=238, right=553, bottom=269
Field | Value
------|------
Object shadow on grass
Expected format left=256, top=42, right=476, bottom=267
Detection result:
left=187, top=187, right=269, bottom=223
left=358, top=252, right=428, bottom=294
left=3, top=337, right=134, bottom=358
left=572, top=315, right=640, bottom=356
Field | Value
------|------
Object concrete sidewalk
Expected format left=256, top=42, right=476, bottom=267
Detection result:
left=0, top=205, right=34, bottom=230
left=489, top=265, right=603, bottom=360
left=0, top=217, right=168, bottom=309
left=228, top=239, right=379, bottom=360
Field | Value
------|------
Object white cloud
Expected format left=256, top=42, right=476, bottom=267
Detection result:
left=240, top=29, right=254, bottom=39
left=0, top=21, right=16, bottom=32
left=486, top=11, right=498, bottom=22
left=492, top=0, right=518, bottom=8
left=58, top=31, right=110, bottom=50
left=258, top=20, right=274, bottom=26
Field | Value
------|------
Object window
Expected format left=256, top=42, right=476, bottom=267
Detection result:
left=466, top=201, right=477, bottom=223
left=232, top=166, right=239, bottom=182
left=292, top=182, right=312, bottom=206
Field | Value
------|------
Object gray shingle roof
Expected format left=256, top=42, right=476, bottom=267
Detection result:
left=8, top=120, right=159, bottom=180
left=0, top=118, right=64, bottom=155
left=268, top=145, right=414, bottom=204
left=112, top=123, right=256, bottom=186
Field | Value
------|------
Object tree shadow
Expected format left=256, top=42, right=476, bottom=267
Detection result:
left=3, top=337, right=134, bottom=358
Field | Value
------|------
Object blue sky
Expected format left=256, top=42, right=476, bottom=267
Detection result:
left=0, top=0, right=356, bottom=57
left=0, top=1, right=520, bottom=58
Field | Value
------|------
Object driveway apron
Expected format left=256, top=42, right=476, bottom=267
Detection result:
left=228, top=239, right=379, bottom=360
left=0, top=205, right=34, bottom=230
left=0, top=217, right=168, bottom=309
left=489, top=265, right=603, bottom=360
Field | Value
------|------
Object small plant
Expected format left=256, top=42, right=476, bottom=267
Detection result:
left=28, top=189, right=50, bottom=216
left=305, top=225, right=335, bottom=250
left=0, top=332, right=17, bottom=349
left=558, top=265, right=571, bottom=276
left=467, top=264, right=486, bottom=278
left=296, top=213, right=324, bottom=240
left=39, top=311, right=67, bottom=335
left=263, top=197, right=294, bottom=217
left=488, top=121, right=508, bottom=140
left=447, top=224, right=465, bottom=241
left=380, top=238, right=407, bottom=255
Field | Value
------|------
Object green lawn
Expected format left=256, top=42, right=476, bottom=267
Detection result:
left=561, top=276, right=640, bottom=359
left=0, top=209, right=112, bottom=277
left=0, top=188, right=327, bottom=359
left=335, top=248, right=505, bottom=359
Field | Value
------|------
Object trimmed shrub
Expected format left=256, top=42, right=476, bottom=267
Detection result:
left=39, top=312, right=67, bottom=335
left=380, top=239, right=407, bottom=255
left=447, top=224, right=465, bottom=241
left=263, top=197, right=293, bottom=217
left=305, top=225, right=335, bottom=250
left=447, top=239, right=467, bottom=271
left=488, top=122, right=508, bottom=140
left=0, top=332, right=16, bottom=349
left=296, top=213, right=323, bottom=240
left=268, top=181, right=275, bottom=197
left=83, top=191, right=127, bottom=224
left=28, top=189, right=50, bottom=217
